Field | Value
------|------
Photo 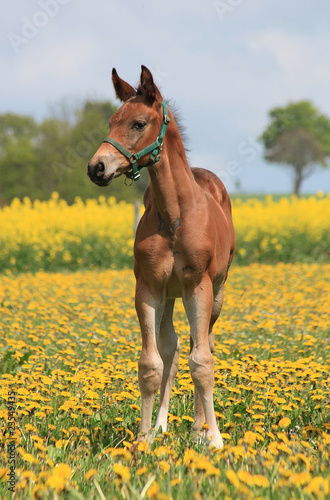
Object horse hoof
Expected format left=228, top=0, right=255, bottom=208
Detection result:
left=207, top=435, right=224, bottom=449
left=137, top=429, right=156, bottom=447
left=191, top=430, right=224, bottom=449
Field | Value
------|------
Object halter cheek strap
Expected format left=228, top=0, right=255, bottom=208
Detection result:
left=102, top=100, right=170, bottom=182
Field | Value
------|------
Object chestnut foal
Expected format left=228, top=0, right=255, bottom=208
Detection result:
left=88, top=66, right=235, bottom=448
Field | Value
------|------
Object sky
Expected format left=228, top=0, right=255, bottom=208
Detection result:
left=2, top=0, right=330, bottom=194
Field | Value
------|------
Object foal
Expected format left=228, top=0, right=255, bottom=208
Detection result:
left=88, top=66, right=235, bottom=448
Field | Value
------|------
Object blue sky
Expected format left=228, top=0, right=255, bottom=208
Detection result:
left=2, top=0, right=330, bottom=194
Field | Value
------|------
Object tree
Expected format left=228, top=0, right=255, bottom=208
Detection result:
left=68, top=99, right=144, bottom=203
left=0, top=114, right=41, bottom=203
left=0, top=99, right=145, bottom=204
left=259, top=101, right=330, bottom=196
left=0, top=113, right=38, bottom=151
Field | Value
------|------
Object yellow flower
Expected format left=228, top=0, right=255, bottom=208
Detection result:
left=278, top=417, right=291, bottom=428
left=243, top=431, right=262, bottom=446
left=147, top=482, right=159, bottom=498
left=304, top=476, right=329, bottom=496
left=277, top=442, right=292, bottom=455
left=113, top=463, right=130, bottom=482
left=45, top=464, right=72, bottom=492
left=84, top=390, right=99, bottom=400
left=17, top=448, right=38, bottom=464
left=226, top=469, right=240, bottom=488
left=252, top=475, right=270, bottom=487
left=137, top=466, right=148, bottom=475
left=237, top=470, right=253, bottom=485
left=182, top=415, right=194, bottom=422
left=85, top=469, right=97, bottom=481
left=221, top=433, right=231, bottom=440
left=0, top=468, right=8, bottom=480
left=290, top=472, right=312, bottom=486
left=55, top=439, right=63, bottom=449
left=159, top=461, right=170, bottom=473
left=111, top=448, right=132, bottom=461
left=25, top=424, right=37, bottom=432
left=137, top=439, right=149, bottom=452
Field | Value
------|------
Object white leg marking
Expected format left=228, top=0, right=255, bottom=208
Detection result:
left=183, top=279, right=224, bottom=449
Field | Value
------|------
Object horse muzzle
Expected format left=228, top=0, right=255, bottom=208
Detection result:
left=87, top=160, right=111, bottom=186
left=87, top=153, right=124, bottom=186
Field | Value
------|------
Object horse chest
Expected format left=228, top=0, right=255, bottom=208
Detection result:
left=135, top=225, right=211, bottom=296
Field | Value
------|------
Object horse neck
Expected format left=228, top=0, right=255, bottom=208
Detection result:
left=147, top=120, right=196, bottom=225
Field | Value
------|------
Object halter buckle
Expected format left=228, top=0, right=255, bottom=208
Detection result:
left=131, top=171, right=140, bottom=181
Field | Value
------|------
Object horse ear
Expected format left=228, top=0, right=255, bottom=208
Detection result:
left=112, top=68, right=137, bottom=102
left=139, top=65, right=160, bottom=103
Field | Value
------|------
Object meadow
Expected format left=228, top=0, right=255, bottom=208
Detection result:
left=0, top=193, right=329, bottom=273
left=0, top=194, right=330, bottom=499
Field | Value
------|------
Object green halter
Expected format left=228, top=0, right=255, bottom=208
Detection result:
left=102, top=100, right=171, bottom=182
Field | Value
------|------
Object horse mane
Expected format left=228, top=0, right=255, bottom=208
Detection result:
left=165, top=98, right=190, bottom=156
left=135, top=83, right=190, bottom=156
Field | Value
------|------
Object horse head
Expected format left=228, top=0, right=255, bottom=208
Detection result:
left=88, top=66, right=166, bottom=186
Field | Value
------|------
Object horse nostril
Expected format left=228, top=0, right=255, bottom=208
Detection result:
left=96, top=161, right=105, bottom=177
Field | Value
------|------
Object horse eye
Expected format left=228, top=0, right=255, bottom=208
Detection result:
left=134, top=121, right=146, bottom=130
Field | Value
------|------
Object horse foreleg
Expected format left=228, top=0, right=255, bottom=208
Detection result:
left=135, top=280, right=164, bottom=441
left=190, top=334, right=212, bottom=435
left=183, top=279, right=223, bottom=449
left=191, top=286, right=223, bottom=435
left=155, top=299, right=180, bottom=432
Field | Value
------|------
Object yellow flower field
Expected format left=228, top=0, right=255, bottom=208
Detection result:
left=0, top=192, right=329, bottom=272
left=1, top=263, right=329, bottom=499
left=233, top=193, right=329, bottom=263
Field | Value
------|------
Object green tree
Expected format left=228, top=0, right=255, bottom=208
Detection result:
left=260, top=101, right=330, bottom=196
left=46, top=99, right=144, bottom=203
left=0, top=113, right=38, bottom=151
left=0, top=100, right=146, bottom=204
left=0, top=114, right=41, bottom=203
left=37, top=117, right=72, bottom=197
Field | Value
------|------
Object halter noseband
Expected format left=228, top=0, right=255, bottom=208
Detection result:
left=102, top=100, right=171, bottom=182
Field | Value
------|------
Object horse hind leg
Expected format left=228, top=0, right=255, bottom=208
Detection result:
left=155, top=299, right=180, bottom=432
left=184, top=278, right=223, bottom=448
left=190, top=285, right=224, bottom=445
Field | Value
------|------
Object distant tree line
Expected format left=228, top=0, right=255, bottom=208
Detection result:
left=1, top=98, right=329, bottom=204
left=0, top=99, right=148, bottom=205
